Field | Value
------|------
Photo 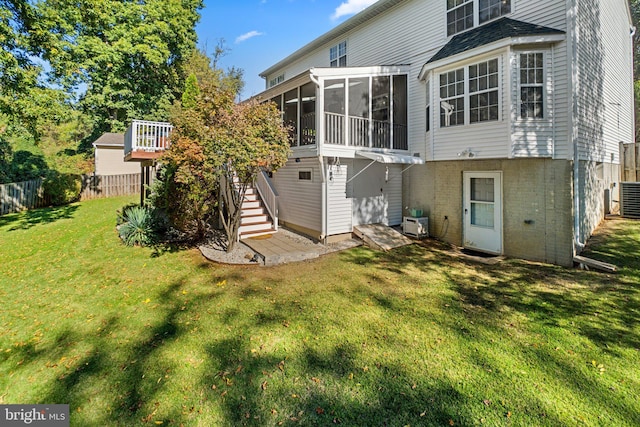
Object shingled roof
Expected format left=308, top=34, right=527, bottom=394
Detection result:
left=427, top=17, right=565, bottom=64
left=93, top=132, right=124, bottom=147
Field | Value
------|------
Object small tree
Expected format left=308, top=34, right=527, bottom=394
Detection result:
left=216, top=100, right=290, bottom=251
left=157, top=49, right=289, bottom=247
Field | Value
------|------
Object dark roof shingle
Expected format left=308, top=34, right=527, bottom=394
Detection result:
left=93, top=132, right=124, bottom=147
left=428, top=18, right=565, bottom=64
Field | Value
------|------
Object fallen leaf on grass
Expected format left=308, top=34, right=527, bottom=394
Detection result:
left=261, top=381, right=268, bottom=390
left=316, top=407, right=324, bottom=415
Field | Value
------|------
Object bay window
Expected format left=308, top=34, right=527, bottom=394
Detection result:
left=519, top=53, right=544, bottom=119
left=439, top=57, right=501, bottom=127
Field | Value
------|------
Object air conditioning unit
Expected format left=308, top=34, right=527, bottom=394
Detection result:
left=621, top=182, right=640, bottom=218
left=403, top=216, right=429, bottom=238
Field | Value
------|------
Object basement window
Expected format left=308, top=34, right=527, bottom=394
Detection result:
left=298, top=170, right=312, bottom=181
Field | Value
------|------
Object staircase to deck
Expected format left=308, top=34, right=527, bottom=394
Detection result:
left=239, top=186, right=277, bottom=240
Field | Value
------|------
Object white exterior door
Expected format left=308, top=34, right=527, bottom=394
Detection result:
left=351, top=160, right=386, bottom=226
left=463, top=171, right=502, bottom=254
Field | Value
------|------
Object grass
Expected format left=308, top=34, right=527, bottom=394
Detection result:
left=0, top=196, right=639, bottom=426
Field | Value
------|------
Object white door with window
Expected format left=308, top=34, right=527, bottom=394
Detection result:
left=463, top=172, right=502, bottom=254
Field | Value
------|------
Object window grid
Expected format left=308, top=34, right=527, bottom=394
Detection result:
left=447, top=0, right=512, bottom=36
left=440, top=68, right=465, bottom=127
left=447, top=0, right=474, bottom=36
left=479, top=0, right=511, bottom=24
left=330, top=41, right=347, bottom=67
left=469, top=59, right=499, bottom=123
left=520, top=53, right=544, bottom=119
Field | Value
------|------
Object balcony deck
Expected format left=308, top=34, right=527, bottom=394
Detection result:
left=124, top=120, right=173, bottom=162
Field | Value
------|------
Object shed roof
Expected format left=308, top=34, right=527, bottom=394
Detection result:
left=93, top=132, right=124, bottom=147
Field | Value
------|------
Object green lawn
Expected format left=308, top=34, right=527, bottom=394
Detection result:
left=0, top=196, right=639, bottom=426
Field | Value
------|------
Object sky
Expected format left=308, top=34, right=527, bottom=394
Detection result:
left=196, top=0, right=381, bottom=100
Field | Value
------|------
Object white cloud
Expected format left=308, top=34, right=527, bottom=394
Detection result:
left=235, top=30, right=265, bottom=44
left=331, top=0, right=379, bottom=21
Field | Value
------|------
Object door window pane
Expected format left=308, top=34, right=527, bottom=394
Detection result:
left=471, top=178, right=495, bottom=202
left=471, top=203, right=495, bottom=228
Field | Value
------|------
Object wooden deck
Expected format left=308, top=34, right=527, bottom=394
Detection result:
left=124, top=150, right=165, bottom=162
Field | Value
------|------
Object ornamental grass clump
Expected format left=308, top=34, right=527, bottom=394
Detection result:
left=117, top=205, right=157, bottom=247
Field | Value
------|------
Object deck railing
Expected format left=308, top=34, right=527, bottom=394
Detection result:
left=124, top=120, right=173, bottom=155
left=324, top=113, right=407, bottom=150
left=256, top=170, right=279, bottom=231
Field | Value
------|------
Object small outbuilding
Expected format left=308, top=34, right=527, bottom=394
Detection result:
left=93, top=133, right=140, bottom=175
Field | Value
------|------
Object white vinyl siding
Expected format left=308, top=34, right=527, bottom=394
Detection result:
left=510, top=49, right=555, bottom=158
left=572, top=0, right=633, bottom=163
left=272, top=158, right=322, bottom=233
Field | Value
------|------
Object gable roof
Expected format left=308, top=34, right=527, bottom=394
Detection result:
left=427, top=17, right=565, bottom=64
left=260, top=0, right=407, bottom=78
left=93, top=132, right=124, bottom=148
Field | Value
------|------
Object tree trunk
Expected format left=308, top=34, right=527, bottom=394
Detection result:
left=219, top=173, right=246, bottom=252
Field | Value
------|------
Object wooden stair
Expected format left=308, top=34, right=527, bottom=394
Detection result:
left=238, top=187, right=277, bottom=240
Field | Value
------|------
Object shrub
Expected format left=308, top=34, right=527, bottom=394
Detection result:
left=43, top=171, right=82, bottom=205
left=118, top=205, right=157, bottom=247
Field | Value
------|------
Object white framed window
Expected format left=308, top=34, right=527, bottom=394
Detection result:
left=330, top=41, right=347, bottom=67
left=469, top=58, right=499, bottom=123
left=298, top=169, right=312, bottom=181
left=447, top=0, right=512, bottom=36
left=440, top=68, right=465, bottom=127
left=519, top=52, right=544, bottom=119
left=479, top=0, right=511, bottom=24
left=439, top=57, right=501, bottom=128
left=269, top=74, right=284, bottom=88
left=426, top=79, right=431, bottom=132
left=447, top=0, right=474, bottom=36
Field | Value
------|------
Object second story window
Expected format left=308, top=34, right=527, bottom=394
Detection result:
left=269, top=74, right=284, bottom=88
left=330, top=41, right=347, bottom=67
left=469, top=59, right=499, bottom=123
left=439, top=57, right=501, bottom=128
left=520, top=53, right=544, bottom=119
left=440, top=68, right=465, bottom=127
left=447, top=0, right=512, bottom=36
left=479, top=0, right=511, bottom=24
left=447, top=0, right=474, bottom=37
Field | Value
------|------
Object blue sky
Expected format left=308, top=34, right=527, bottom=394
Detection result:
left=196, top=0, right=380, bottom=99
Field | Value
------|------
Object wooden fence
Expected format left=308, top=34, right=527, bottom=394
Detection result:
left=621, top=142, right=640, bottom=182
left=79, top=173, right=143, bottom=200
left=0, top=172, right=144, bottom=215
left=0, top=178, right=49, bottom=215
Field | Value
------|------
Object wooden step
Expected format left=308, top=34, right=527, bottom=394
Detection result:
left=239, top=221, right=274, bottom=234
left=241, top=214, right=269, bottom=224
left=240, top=227, right=277, bottom=240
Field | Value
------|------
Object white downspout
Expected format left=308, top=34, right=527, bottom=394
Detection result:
left=310, top=70, right=327, bottom=242
left=571, top=2, right=584, bottom=255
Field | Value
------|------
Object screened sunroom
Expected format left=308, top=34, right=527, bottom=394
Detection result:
left=259, top=66, right=411, bottom=157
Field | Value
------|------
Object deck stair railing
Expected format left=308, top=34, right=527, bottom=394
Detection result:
left=255, top=170, right=279, bottom=231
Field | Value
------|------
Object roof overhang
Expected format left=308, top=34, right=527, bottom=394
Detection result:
left=356, top=151, right=425, bottom=164
left=419, top=33, right=565, bottom=80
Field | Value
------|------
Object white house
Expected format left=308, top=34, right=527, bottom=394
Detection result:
left=123, top=0, right=634, bottom=266
left=248, top=0, right=634, bottom=266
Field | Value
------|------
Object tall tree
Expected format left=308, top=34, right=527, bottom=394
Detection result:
left=32, top=0, right=203, bottom=133
left=0, top=0, right=67, bottom=139
left=630, top=0, right=640, bottom=140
